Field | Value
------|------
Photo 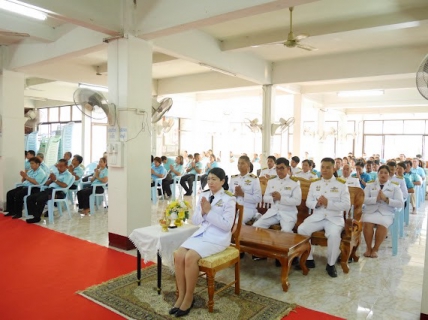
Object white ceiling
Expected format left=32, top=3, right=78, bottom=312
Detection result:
left=0, top=0, right=427, bottom=115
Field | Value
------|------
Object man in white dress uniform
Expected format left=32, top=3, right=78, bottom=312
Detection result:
left=297, top=157, right=351, bottom=278
left=342, top=164, right=361, bottom=188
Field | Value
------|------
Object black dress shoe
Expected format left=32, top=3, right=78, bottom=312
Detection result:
left=12, top=214, right=22, bottom=219
left=175, top=300, right=194, bottom=317
left=326, top=264, right=337, bottom=278
left=169, top=307, right=179, bottom=315
left=252, top=255, right=267, bottom=261
left=4, top=212, right=14, bottom=217
left=294, top=259, right=315, bottom=270
left=240, top=252, right=245, bottom=259
left=26, top=217, right=41, bottom=224
left=184, top=192, right=192, bottom=196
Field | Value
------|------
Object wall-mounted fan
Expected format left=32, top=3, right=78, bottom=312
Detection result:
left=24, top=109, right=39, bottom=128
left=319, top=127, right=337, bottom=141
left=157, top=117, right=174, bottom=135
left=152, top=97, right=173, bottom=123
left=73, top=88, right=117, bottom=126
left=416, top=54, right=428, bottom=100
left=271, top=117, right=295, bottom=136
left=244, top=118, right=262, bottom=133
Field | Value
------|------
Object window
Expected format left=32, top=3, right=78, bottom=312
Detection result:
left=383, top=120, right=403, bottom=134
left=364, top=121, right=383, bottom=134
left=48, top=108, right=59, bottom=122
left=60, top=106, right=71, bottom=122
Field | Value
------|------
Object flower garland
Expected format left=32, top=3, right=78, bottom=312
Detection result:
left=165, top=200, right=191, bottom=221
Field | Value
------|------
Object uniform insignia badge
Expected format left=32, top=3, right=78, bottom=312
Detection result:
left=316, top=185, right=321, bottom=191
left=285, top=187, right=291, bottom=190
left=385, top=188, right=392, bottom=192
left=245, top=179, right=252, bottom=185
left=330, top=187, right=339, bottom=193
left=215, top=199, right=224, bottom=207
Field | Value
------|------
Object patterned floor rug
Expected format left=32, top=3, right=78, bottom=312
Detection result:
left=78, top=265, right=296, bottom=320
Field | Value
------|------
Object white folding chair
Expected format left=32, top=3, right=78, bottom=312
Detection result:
left=45, top=179, right=75, bottom=224
left=89, top=183, right=108, bottom=215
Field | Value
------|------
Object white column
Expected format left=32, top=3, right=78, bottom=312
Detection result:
left=261, top=84, right=275, bottom=166
left=0, top=69, right=25, bottom=208
left=422, top=221, right=428, bottom=317
left=107, top=36, right=153, bottom=249
left=219, top=110, right=231, bottom=175
left=292, top=94, right=302, bottom=158
left=316, top=108, right=325, bottom=160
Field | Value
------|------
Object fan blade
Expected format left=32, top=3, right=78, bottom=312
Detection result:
left=295, top=33, right=309, bottom=41
left=297, top=43, right=318, bottom=51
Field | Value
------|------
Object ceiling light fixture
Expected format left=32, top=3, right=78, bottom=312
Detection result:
left=199, top=63, right=236, bottom=77
left=337, top=90, right=384, bottom=97
left=79, top=83, right=108, bottom=93
left=0, top=0, right=47, bottom=20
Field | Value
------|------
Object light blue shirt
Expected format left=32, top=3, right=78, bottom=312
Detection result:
left=72, top=166, right=84, bottom=185
left=367, top=172, right=377, bottom=181
left=151, top=165, right=167, bottom=181
left=50, top=170, right=74, bottom=189
left=336, top=169, right=343, bottom=177
left=163, top=158, right=175, bottom=172
left=92, top=168, right=108, bottom=185
left=405, top=172, right=421, bottom=184
left=411, top=167, right=426, bottom=179
left=170, top=163, right=184, bottom=179
left=22, top=167, right=47, bottom=187
left=41, top=162, right=50, bottom=176
left=186, top=161, right=203, bottom=175
left=25, top=160, right=31, bottom=171
left=205, top=161, right=219, bottom=174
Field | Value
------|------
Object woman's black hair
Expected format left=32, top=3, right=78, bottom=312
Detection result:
left=378, top=165, right=390, bottom=173
left=209, top=167, right=226, bottom=181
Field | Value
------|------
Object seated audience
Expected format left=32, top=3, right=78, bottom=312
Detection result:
left=68, top=155, right=84, bottom=190
left=172, top=168, right=235, bottom=317
left=341, top=164, right=361, bottom=188
left=297, top=158, right=350, bottom=278
left=334, top=158, right=343, bottom=177
left=24, top=150, right=36, bottom=171
left=25, top=159, right=74, bottom=223
left=180, top=153, right=203, bottom=196
left=253, top=157, right=301, bottom=233
left=151, top=156, right=167, bottom=186
left=162, top=155, right=184, bottom=198
left=294, top=159, right=317, bottom=180
left=352, top=162, right=371, bottom=188
left=404, top=161, right=422, bottom=213
left=259, top=155, right=277, bottom=178
left=36, top=153, right=50, bottom=175
left=3, top=157, right=47, bottom=219
left=290, top=156, right=302, bottom=175
left=77, top=157, right=108, bottom=215
left=387, top=161, right=408, bottom=201
left=362, top=165, right=404, bottom=258
left=397, top=162, right=414, bottom=202
left=63, top=152, right=72, bottom=165
left=200, top=154, right=219, bottom=190
left=230, top=155, right=262, bottom=224
left=365, top=160, right=377, bottom=181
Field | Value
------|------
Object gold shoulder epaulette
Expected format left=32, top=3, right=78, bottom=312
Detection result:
left=224, top=190, right=235, bottom=197
left=396, top=176, right=403, bottom=179
left=311, top=170, right=316, bottom=174
left=268, top=175, right=277, bottom=180
left=249, top=173, right=257, bottom=178
left=231, top=174, right=238, bottom=178
left=391, top=181, right=399, bottom=186
left=261, top=167, right=267, bottom=170
left=311, top=177, right=321, bottom=182
left=336, top=177, right=346, bottom=184
left=290, top=176, right=298, bottom=182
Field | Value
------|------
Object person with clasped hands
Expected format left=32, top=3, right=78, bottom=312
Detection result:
left=297, top=157, right=351, bottom=278
left=362, top=165, right=403, bottom=258
left=171, top=168, right=236, bottom=317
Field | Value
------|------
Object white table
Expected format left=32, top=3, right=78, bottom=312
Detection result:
left=129, top=224, right=199, bottom=294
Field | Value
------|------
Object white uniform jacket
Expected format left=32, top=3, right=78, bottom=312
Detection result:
left=390, top=175, right=408, bottom=200
left=294, top=170, right=318, bottom=180
left=191, top=189, right=236, bottom=247
left=305, top=177, right=351, bottom=227
left=291, top=166, right=302, bottom=175
left=363, top=180, right=404, bottom=216
left=259, top=167, right=277, bottom=177
left=343, top=176, right=361, bottom=188
left=263, top=175, right=302, bottom=220
left=230, top=173, right=262, bottom=217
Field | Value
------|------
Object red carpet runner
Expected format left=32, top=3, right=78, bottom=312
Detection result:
left=0, top=216, right=342, bottom=319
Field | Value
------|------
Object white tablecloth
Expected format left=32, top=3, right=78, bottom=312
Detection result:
left=129, top=224, right=199, bottom=268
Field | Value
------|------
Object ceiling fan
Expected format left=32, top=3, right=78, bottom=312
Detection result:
left=281, top=7, right=317, bottom=51
left=0, top=31, right=30, bottom=37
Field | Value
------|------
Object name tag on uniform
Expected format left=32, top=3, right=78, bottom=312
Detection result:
left=316, top=186, right=321, bottom=191
left=284, top=187, right=291, bottom=190
left=385, top=188, right=392, bottom=192
left=234, top=181, right=239, bottom=185
left=244, top=179, right=251, bottom=185
left=330, top=187, right=339, bottom=193
left=215, top=199, right=224, bottom=207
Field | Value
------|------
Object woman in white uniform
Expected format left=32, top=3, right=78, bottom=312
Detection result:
left=171, top=167, right=236, bottom=317
left=362, top=165, right=403, bottom=258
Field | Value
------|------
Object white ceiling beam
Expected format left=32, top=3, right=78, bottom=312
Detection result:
left=19, top=0, right=122, bottom=35
left=272, top=44, right=428, bottom=84
left=0, top=11, right=56, bottom=42
left=137, top=0, right=318, bottom=40
left=300, top=76, right=415, bottom=94
left=345, top=106, right=428, bottom=115
left=326, top=99, right=428, bottom=110
left=152, top=30, right=272, bottom=84
left=6, top=27, right=107, bottom=71
left=222, top=8, right=428, bottom=51
left=157, top=72, right=256, bottom=95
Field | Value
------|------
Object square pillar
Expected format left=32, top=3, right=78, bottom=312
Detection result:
left=261, top=84, right=275, bottom=165
left=292, top=94, right=302, bottom=158
left=0, top=70, right=25, bottom=207
left=107, top=36, right=153, bottom=249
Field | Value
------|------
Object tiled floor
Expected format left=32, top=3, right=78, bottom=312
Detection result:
left=33, top=196, right=426, bottom=320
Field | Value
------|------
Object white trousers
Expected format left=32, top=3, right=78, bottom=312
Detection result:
left=297, top=219, right=343, bottom=266
left=253, top=213, right=295, bottom=232
left=242, top=207, right=257, bottom=224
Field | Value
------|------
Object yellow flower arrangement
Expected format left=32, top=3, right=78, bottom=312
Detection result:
left=165, top=200, right=191, bottom=221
